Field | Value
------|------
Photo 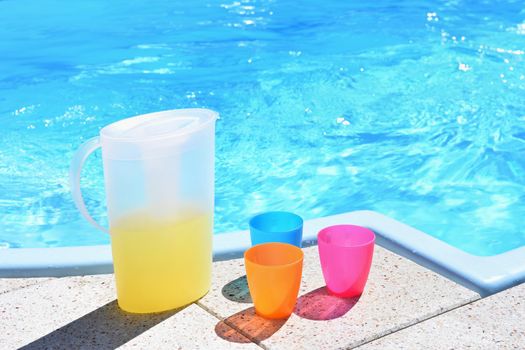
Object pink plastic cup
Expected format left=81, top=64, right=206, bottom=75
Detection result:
left=318, top=225, right=375, bottom=298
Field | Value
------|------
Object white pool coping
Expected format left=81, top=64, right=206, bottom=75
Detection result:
left=1, top=210, right=524, bottom=296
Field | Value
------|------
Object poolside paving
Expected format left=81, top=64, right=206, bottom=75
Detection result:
left=3, top=243, right=523, bottom=349
left=356, top=282, right=525, bottom=350
left=0, top=277, right=50, bottom=295
left=0, top=275, right=257, bottom=349
left=199, top=245, right=479, bottom=349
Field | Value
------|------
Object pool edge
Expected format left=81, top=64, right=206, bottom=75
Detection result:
left=1, top=210, right=524, bottom=296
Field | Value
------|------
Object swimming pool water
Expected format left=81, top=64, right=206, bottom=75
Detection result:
left=1, top=0, right=524, bottom=255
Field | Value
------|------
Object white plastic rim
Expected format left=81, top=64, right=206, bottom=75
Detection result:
left=1, top=211, right=524, bottom=298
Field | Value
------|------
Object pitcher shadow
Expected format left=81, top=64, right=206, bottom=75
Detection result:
left=221, top=275, right=252, bottom=303
left=215, top=307, right=286, bottom=344
left=20, top=300, right=182, bottom=350
left=294, top=286, right=360, bottom=321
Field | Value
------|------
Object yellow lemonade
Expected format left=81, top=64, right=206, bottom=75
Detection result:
left=110, top=212, right=212, bottom=313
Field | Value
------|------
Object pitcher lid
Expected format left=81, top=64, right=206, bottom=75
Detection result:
left=101, top=108, right=218, bottom=142
left=99, top=108, right=218, bottom=160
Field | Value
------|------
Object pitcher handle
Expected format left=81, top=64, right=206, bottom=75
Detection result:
left=69, top=136, right=109, bottom=234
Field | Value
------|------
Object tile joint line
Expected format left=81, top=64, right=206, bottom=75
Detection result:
left=194, top=301, right=267, bottom=349
left=350, top=296, right=482, bottom=349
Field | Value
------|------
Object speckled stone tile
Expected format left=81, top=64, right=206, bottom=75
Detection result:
left=0, top=277, right=52, bottom=295
left=199, top=246, right=480, bottom=349
left=119, top=305, right=260, bottom=349
left=356, top=283, right=525, bottom=350
left=0, top=274, right=115, bottom=349
left=198, top=257, right=251, bottom=318
left=0, top=274, right=258, bottom=349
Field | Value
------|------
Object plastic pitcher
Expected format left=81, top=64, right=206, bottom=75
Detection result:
left=69, top=109, right=217, bottom=313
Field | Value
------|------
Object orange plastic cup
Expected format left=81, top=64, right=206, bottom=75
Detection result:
left=244, top=242, right=304, bottom=319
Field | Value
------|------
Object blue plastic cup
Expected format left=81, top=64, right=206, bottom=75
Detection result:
left=249, top=211, right=303, bottom=247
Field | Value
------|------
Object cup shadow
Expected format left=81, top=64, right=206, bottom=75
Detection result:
left=294, top=286, right=360, bottom=321
left=221, top=275, right=252, bottom=303
left=19, top=300, right=182, bottom=350
left=215, top=307, right=286, bottom=344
